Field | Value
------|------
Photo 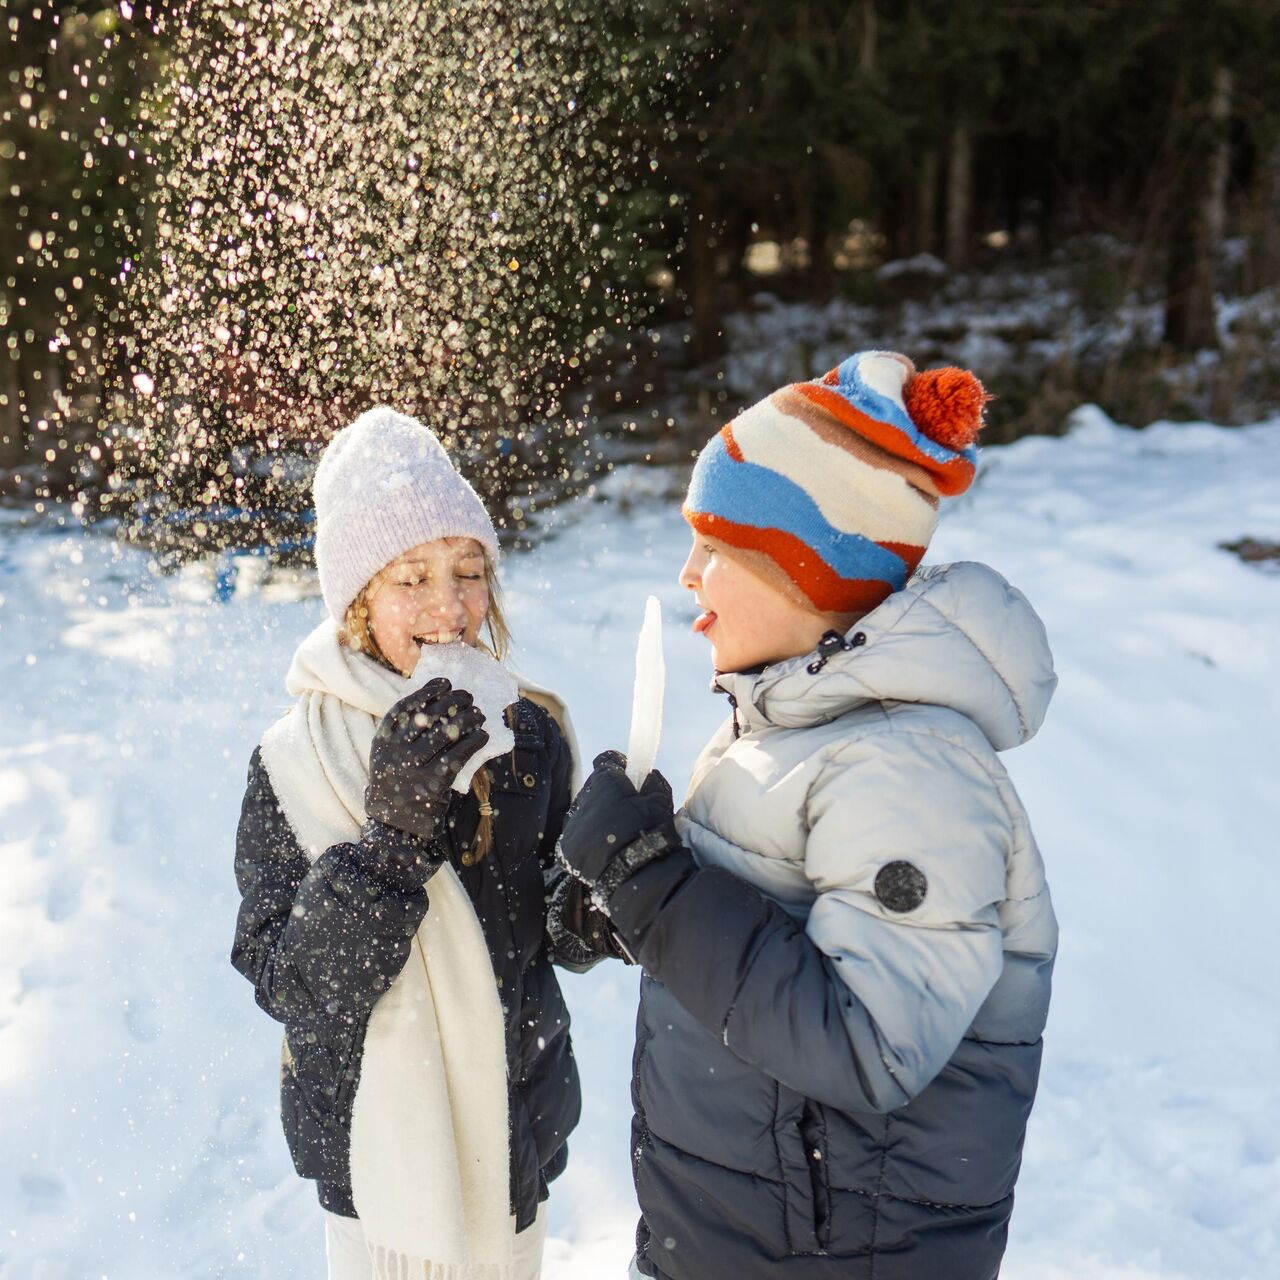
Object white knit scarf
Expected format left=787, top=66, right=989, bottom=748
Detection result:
left=259, top=619, right=518, bottom=1280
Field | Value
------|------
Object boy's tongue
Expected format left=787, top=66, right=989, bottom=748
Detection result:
left=693, top=611, right=717, bottom=635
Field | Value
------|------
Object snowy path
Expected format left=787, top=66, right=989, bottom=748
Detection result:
left=1, top=413, right=1278, bottom=1279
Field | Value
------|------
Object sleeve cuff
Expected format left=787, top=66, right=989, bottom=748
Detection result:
left=610, top=860, right=782, bottom=1035
left=604, top=844, right=699, bottom=956
left=355, top=819, right=446, bottom=893
left=595, top=822, right=686, bottom=912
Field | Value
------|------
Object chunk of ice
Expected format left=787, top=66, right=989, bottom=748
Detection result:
left=411, top=642, right=518, bottom=792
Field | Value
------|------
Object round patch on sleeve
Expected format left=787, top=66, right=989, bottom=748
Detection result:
left=874, top=861, right=928, bottom=913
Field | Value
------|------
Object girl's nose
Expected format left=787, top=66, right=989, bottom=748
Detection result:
left=419, top=584, right=469, bottom=627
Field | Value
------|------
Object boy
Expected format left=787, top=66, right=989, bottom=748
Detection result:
left=556, top=351, right=1058, bottom=1279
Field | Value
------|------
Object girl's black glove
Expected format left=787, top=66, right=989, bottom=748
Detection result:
left=362, top=677, right=488, bottom=886
left=556, top=750, right=685, bottom=916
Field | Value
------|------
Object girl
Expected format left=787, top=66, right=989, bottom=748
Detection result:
left=555, top=351, right=1059, bottom=1279
left=231, top=406, right=605, bottom=1280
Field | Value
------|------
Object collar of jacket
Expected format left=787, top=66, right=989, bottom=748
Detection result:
left=710, top=561, right=1057, bottom=752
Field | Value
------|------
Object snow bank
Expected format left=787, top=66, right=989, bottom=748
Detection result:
left=1, top=411, right=1277, bottom=1278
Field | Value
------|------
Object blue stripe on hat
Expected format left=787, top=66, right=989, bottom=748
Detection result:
left=829, top=354, right=979, bottom=468
left=686, top=434, right=909, bottom=590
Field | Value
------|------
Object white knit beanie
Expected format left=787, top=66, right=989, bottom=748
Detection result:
left=313, top=406, right=499, bottom=622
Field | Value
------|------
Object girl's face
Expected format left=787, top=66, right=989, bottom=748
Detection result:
left=679, top=531, right=832, bottom=674
left=366, top=537, right=490, bottom=675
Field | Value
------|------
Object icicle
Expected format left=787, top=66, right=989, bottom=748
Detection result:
left=626, top=595, right=665, bottom=790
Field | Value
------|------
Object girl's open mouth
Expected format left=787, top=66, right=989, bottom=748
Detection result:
left=415, top=630, right=464, bottom=646
left=693, top=611, right=717, bottom=636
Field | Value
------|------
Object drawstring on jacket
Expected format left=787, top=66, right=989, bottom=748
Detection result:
left=714, top=631, right=868, bottom=735
left=714, top=680, right=742, bottom=739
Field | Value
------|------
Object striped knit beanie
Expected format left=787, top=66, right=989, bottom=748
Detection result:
left=683, top=350, right=988, bottom=620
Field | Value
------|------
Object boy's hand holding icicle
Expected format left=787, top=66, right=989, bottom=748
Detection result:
left=555, top=593, right=686, bottom=953
left=556, top=752, right=693, bottom=956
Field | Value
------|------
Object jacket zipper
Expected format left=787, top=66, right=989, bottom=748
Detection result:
left=801, top=1100, right=831, bottom=1251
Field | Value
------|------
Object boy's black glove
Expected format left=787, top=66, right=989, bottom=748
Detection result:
left=556, top=751, right=687, bottom=919
left=546, top=873, right=627, bottom=969
left=362, top=677, right=488, bottom=887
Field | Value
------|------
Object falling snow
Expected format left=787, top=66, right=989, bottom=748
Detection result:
left=1, top=413, right=1278, bottom=1277
left=123, top=0, right=647, bottom=518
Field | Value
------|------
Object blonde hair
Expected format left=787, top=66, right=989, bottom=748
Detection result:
left=342, top=553, right=511, bottom=864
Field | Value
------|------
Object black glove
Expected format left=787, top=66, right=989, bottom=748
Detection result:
left=546, top=872, right=627, bottom=969
left=556, top=751, right=683, bottom=915
left=363, top=677, right=488, bottom=877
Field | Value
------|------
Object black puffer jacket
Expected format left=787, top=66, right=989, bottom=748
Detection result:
left=566, top=565, right=1058, bottom=1279
left=231, top=697, right=585, bottom=1229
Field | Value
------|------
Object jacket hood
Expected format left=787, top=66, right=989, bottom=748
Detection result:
left=715, top=561, right=1056, bottom=751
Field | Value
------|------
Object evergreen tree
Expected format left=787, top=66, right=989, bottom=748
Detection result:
left=1, top=1, right=163, bottom=494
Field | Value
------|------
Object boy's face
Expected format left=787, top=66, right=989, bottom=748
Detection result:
left=679, top=530, right=832, bottom=673
left=366, top=537, right=490, bottom=675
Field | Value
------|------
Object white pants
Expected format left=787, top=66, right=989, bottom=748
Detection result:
left=325, top=1206, right=548, bottom=1280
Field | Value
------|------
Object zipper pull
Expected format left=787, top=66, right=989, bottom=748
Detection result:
left=807, top=629, right=867, bottom=675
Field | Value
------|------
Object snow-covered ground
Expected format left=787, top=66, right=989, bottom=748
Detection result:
left=2, top=410, right=1278, bottom=1279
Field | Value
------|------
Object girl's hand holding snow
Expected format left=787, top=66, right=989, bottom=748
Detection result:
left=364, top=677, right=489, bottom=855
left=556, top=751, right=685, bottom=917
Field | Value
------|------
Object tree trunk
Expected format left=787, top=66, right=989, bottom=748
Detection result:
left=1200, top=65, right=1232, bottom=274
left=686, top=185, right=724, bottom=367
left=722, top=210, right=752, bottom=306
left=1164, top=66, right=1232, bottom=351
left=915, top=148, right=939, bottom=257
left=0, top=353, right=23, bottom=472
left=796, top=161, right=834, bottom=300
left=859, top=0, right=877, bottom=73
left=15, top=354, right=38, bottom=465
left=806, top=224, right=834, bottom=300
left=944, top=119, right=973, bottom=268
left=1247, top=137, right=1280, bottom=291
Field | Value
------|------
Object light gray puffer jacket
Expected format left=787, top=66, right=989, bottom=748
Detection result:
left=624, top=560, right=1058, bottom=1280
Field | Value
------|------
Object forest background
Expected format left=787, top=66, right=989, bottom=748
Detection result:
left=2, top=0, right=1279, bottom=539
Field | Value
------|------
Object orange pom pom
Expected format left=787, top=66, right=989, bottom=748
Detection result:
left=903, top=367, right=989, bottom=452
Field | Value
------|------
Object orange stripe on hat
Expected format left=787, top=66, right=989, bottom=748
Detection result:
left=722, top=422, right=745, bottom=462
left=684, top=509, right=908, bottom=615
left=877, top=540, right=927, bottom=577
left=794, top=382, right=976, bottom=496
